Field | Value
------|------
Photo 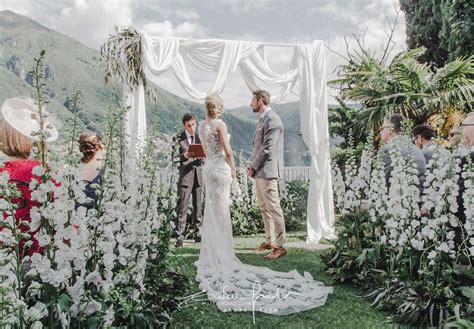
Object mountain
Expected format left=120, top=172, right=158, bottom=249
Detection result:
left=0, top=10, right=309, bottom=165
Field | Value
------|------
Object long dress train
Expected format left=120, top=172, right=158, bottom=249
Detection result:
left=194, top=119, right=332, bottom=315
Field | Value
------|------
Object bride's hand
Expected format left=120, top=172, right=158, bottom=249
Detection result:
left=231, top=168, right=237, bottom=179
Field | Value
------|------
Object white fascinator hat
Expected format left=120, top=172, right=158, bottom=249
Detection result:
left=1, top=98, right=58, bottom=142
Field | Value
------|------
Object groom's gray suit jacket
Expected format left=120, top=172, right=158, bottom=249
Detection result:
left=250, top=109, right=284, bottom=179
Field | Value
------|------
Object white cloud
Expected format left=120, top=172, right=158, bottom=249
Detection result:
left=217, top=0, right=273, bottom=14
left=174, top=8, right=200, bottom=21
left=0, top=0, right=32, bottom=16
left=54, top=0, right=133, bottom=49
left=141, top=20, right=207, bottom=38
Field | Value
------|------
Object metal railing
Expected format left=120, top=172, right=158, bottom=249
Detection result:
left=282, top=166, right=311, bottom=181
left=157, top=166, right=311, bottom=186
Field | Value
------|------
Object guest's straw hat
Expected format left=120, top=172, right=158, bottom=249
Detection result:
left=1, top=98, right=58, bottom=142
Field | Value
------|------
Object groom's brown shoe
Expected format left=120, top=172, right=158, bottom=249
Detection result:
left=254, top=242, right=277, bottom=252
left=264, top=247, right=287, bottom=260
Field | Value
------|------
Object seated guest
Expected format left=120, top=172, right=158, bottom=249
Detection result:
left=411, top=124, right=449, bottom=164
left=0, top=98, right=58, bottom=258
left=380, top=114, right=426, bottom=189
left=77, top=131, right=105, bottom=209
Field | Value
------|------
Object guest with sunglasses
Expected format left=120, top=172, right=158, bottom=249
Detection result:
left=411, top=124, right=449, bottom=164
left=379, top=114, right=426, bottom=190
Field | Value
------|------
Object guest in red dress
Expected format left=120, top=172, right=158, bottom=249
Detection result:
left=0, top=98, right=58, bottom=258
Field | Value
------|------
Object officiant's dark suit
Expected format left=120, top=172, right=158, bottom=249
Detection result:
left=175, top=113, right=203, bottom=247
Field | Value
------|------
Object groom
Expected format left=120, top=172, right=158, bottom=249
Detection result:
left=246, top=90, right=287, bottom=259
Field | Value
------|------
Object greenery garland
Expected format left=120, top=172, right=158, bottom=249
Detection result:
left=100, top=26, right=156, bottom=101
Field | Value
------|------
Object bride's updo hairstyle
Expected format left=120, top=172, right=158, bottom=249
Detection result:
left=205, top=94, right=224, bottom=117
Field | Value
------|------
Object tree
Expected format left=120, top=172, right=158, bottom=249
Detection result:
left=439, top=0, right=474, bottom=62
left=399, top=1, right=447, bottom=68
left=329, top=48, right=474, bottom=135
left=400, top=0, right=474, bottom=68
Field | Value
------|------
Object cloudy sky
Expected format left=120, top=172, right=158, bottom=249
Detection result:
left=1, top=0, right=407, bottom=107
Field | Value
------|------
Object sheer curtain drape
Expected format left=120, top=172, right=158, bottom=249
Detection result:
left=123, top=33, right=335, bottom=243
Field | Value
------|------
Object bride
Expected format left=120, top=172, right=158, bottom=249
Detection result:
left=194, top=94, right=332, bottom=316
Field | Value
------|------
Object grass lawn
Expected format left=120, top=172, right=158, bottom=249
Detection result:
left=168, top=232, right=395, bottom=329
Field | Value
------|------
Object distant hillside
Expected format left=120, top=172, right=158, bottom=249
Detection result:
left=0, top=10, right=310, bottom=165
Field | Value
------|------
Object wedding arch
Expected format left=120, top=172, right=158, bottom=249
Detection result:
left=102, top=28, right=335, bottom=244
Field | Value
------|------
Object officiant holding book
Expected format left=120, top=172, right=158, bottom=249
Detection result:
left=174, top=113, right=204, bottom=247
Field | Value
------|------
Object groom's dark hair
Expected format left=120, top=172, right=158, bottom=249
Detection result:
left=253, top=90, right=270, bottom=105
left=182, top=113, right=196, bottom=125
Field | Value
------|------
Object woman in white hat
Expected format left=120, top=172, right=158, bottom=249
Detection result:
left=0, top=97, right=58, bottom=257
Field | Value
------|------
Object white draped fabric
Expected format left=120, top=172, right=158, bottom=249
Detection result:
left=124, top=32, right=335, bottom=243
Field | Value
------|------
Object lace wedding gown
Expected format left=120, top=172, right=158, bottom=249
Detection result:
left=194, top=119, right=332, bottom=315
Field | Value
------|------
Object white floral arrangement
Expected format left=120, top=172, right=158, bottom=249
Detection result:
left=332, top=138, right=473, bottom=261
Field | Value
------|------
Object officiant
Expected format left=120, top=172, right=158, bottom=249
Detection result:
left=174, top=112, right=203, bottom=247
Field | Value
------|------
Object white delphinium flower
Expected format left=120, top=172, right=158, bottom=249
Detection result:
left=0, top=170, right=9, bottom=186
left=437, top=242, right=450, bottom=253
left=103, top=305, right=115, bottom=327
left=331, top=162, right=345, bottom=213
left=385, top=148, right=407, bottom=246
left=230, top=176, right=243, bottom=201
left=419, top=149, right=463, bottom=265
left=24, top=301, right=48, bottom=322
left=380, top=134, right=424, bottom=253
left=2, top=123, right=178, bottom=326
left=368, top=151, right=388, bottom=224
left=32, top=165, right=45, bottom=177
left=0, top=251, right=26, bottom=326
left=410, top=236, right=424, bottom=250
left=460, top=155, right=473, bottom=257
left=356, top=134, right=375, bottom=199
left=83, top=300, right=102, bottom=315
left=67, top=277, right=85, bottom=304
left=0, top=227, right=14, bottom=246
left=342, top=149, right=361, bottom=214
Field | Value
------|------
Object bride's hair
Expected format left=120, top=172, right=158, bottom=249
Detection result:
left=205, top=94, right=224, bottom=117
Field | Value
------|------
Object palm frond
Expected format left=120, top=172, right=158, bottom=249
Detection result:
left=427, top=83, right=474, bottom=112
left=431, top=55, right=474, bottom=90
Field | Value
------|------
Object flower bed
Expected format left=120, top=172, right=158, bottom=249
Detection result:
left=325, top=135, right=474, bottom=327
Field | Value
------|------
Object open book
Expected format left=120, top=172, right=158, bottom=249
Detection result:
left=188, top=143, right=205, bottom=158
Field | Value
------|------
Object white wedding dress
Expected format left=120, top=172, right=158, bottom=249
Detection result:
left=194, top=119, right=332, bottom=315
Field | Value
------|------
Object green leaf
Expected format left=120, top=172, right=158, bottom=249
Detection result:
left=460, top=286, right=474, bottom=304
left=57, top=293, right=71, bottom=313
